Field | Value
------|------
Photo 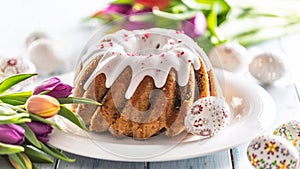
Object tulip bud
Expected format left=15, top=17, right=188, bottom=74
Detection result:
left=33, top=77, right=72, bottom=98
left=0, top=124, right=25, bottom=145
left=181, top=12, right=207, bottom=39
left=26, top=121, right=53, bottom=143
left=25, top=95, right=60, bottom=118
left=8, top=153, right=32, bottom=169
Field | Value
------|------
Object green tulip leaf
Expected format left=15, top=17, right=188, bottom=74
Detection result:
left=0, top=142, right=24, bottom=155
left=19, top=123, right=42, bottom=149
left=40, top=142, right=75, bottom=162
left=0, top=104, right=17, bottom=116
left=153, top=8, right=197, bottom=20
left=24, top=146, right=53, bottom=163
left=0, top=113, right=30, bottom=124
left=112, top=0, right=133, bottom=4
left=8, top=153, right=28, bottom=169
left=57, top=97, right=100, bottom=106
left=0, top=74, right=37, bottom=95
left=29, top=113, right=62, bottom=131
left=58, top=105, right=87, bottom=130
left=0, top=91, right=32, bottom=105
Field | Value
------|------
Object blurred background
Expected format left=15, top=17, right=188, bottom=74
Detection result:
left=0, top=0, right=300, bottom=86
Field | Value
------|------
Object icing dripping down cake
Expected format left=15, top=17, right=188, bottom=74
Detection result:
left=73, top=28, right=223, bottom=139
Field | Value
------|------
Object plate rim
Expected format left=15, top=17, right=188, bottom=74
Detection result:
left=48, top=70, right=276, bottom=162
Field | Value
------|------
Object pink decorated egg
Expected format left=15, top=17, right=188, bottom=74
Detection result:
left=184, top=96, right=231, bottom=138
left=247, top=135, right=299, bottom=169
left=0, top=57, right=36, bottom=90
left=274, top=120, right=300, bottom=154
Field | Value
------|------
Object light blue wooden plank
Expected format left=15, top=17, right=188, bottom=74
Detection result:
left=57, top=153, right=145, bottom=169
left=148, top=150, right=232, bottom=169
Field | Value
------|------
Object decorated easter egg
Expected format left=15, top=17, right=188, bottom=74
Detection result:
left=184, top=96, right=231, bottom=139
left=247, top=135, right=299, bottom=169
left=0, top=57, right=36, bottom=90
left=274, top=120, right=300, bottom=154
left=249, top=52, right=286, bottom=84
left=208, top=43, right=249, bottom=72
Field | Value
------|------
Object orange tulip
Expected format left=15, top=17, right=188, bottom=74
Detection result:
left=25, top=95, right=60, bottom=118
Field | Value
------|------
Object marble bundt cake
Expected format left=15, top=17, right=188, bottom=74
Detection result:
left=73, top=28, right=222, bottom=139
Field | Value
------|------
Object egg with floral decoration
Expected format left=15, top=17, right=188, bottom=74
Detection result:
left=184, top=96, right=231, bottom=139
left=0, top=56, right=36, bottom=90
left=247, top=135, right=299, bottom=169
left=274, top=120, right=300, bottom=154
left=249, top=52, right=286, bottom=84
left=208, top=43, right=249, bottom=72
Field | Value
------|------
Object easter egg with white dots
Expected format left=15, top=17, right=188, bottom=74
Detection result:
left=208, top=43, right=249, bottom=72
left=274, top=120, right=300, bottom=154
left=184, top=96, right=231, bottom=138
left=249, top=52, right=286, bottom=84
left=247, top=135, right=299, bottom=169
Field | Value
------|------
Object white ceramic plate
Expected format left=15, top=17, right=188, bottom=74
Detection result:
left=48, top=70, right=276, bottom=162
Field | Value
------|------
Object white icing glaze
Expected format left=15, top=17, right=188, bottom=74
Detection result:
left=77, top=28, right=211, bottom=99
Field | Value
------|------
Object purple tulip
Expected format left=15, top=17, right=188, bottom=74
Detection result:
left=105, top=4, right=132, bottom=15
left=92, top=4, right=132, bottom=19
left=181, top=12, right=207, bottom=39
left=26, top=121, right=53, bottom=143
left=33, top=77, right=72, bottom=98
left=0, top=124, right=25, bottom=145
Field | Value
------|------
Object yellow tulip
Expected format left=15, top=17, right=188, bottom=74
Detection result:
left=25, top=95, right=60, bottom=118
left=8, top=153, right=32, bottom=169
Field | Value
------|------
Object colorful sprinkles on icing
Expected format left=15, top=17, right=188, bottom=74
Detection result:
left=80, top=28, right=209, bottom=99
left=184, top=96, right=230, bottom=138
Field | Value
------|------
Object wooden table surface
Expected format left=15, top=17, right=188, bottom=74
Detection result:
left=1, top=1, right=300, bottom=168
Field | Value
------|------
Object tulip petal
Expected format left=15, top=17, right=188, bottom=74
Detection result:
left=0, top=124, right=25, bottom=145
left=33, top=77, right=61, bottom=95
left=26, top=121, right=53, bottom=136
left=33, top=77, right=72, bottom=98
left=25, top=95, right=60, bottom=118
left=19, top=123, right=42, bottom=148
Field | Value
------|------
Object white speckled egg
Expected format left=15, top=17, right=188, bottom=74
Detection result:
left=25, top=31, right=50, bottom=47
left=249, top=52, right=286, bottom=84
left=26, top=39, right=67, bottom=75
left=274, top=120, right=300, bottom=154
left=208, top=43, right=249, bottom=72
left=184, top=96, right=231, bottom=139
left=247, top=135, right=299, bottom=169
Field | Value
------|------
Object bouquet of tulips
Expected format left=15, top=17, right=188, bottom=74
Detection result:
left=87, top=0, right=300, bottom=51
left=87, top=0, right=230, bottom=52
left=0, top=74, right=99, bottom=168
